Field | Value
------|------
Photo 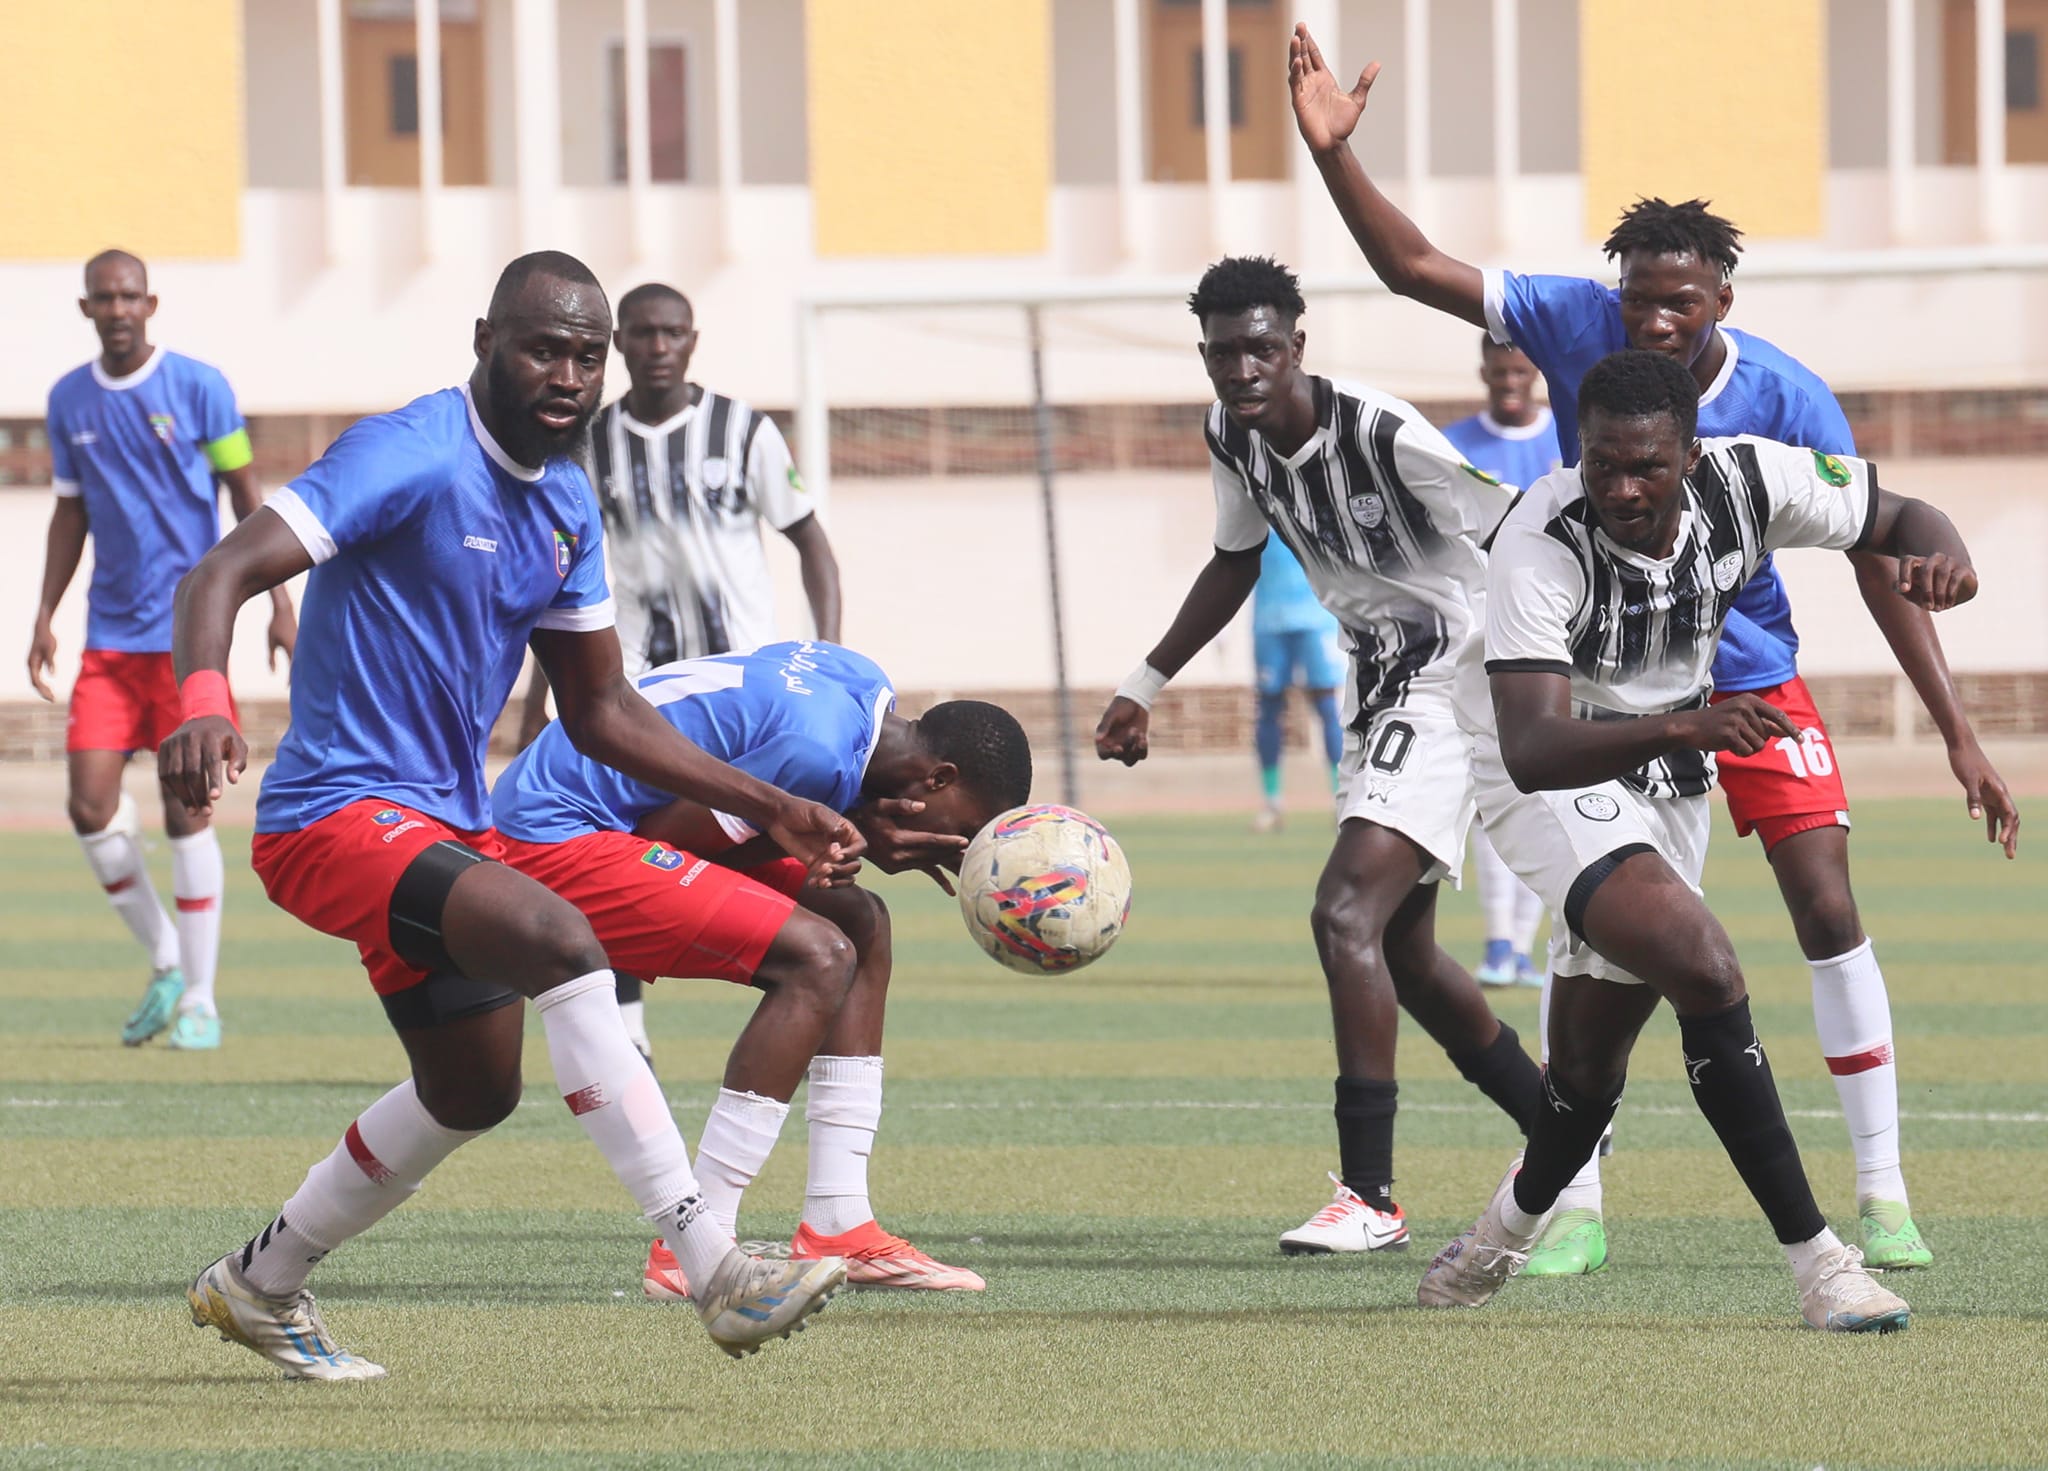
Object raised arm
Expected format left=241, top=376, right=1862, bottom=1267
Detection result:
left=782, top=513, right=842, bottom=643
left=1288, top=23, right=1485, bottom=327
left=531, top=624, right=864, bottom=881
left=1490, top=669, right=1798, bottom=794
left=29, top=497, right=89, bottom=702
left=220, top=461, right=298, bottom=668
left=1094, top=542, right=1264, bottom=766
left=159, top=507, right=315, bottom=812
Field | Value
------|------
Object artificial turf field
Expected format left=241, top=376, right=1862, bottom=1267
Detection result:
left=2, top=797, right=2044, bottom=1471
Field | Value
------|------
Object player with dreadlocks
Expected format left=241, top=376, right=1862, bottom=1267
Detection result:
left=1288, top=22, right=2021, bottom=1278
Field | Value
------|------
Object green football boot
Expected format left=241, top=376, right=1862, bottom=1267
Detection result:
left=1859, top=1201, right=1933, bottom=1270
left=1522, top=1207, right=1608, bottom=1277
left=121, top=967, right=184, bottom=1046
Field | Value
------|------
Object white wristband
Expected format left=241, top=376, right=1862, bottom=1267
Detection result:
left=1115, top=661, right=1169, bottom=711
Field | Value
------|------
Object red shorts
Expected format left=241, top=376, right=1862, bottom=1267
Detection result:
left=67, top=650, right=236, bottom=754
left=1711, top=675, right=1851, bottom=850
left=497, top=831, right=807, bottom=985
left=252, top=800, right=508, bottom=997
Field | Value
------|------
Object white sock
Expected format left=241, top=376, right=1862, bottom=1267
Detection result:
left=534, top=970, right=732, bottom=1285
left=77, top=796, right=179, bottom=972
left=1784, top=1225, right=1846, bottom=1279
left=804, top=1055, right=884, bottom=1236
left=1555, top=1150, right=1603, bottom=1213
left=1474, top=827, right=1519, bottom=943
left=695, top=1088, right=791, bottom=1236
left=169, top=828, right=225, bottom=1012
left=1512, top=880, right=1546, bottom=958
left=1809, top=939, right=1908, bottom=1207
left=241, top=1079, right=482, bottom=1297
left=618, top=998, right=651, bottom=1054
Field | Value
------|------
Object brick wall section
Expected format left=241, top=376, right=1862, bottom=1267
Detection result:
left=4, top=673, right=2043, bottom=765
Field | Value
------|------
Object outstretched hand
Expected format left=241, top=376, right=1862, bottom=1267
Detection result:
left=767, top=799, right=867, bottom=888
left=1289, top=22, right=1379, bottom=153
left=158, top=715, right=248, bottom=817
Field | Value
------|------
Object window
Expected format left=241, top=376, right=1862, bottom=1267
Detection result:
left=1189, top=46, right=1245, bottom=128
left=388, top=55, right=419, bottom=135
left=2009, top=29, right=2041, bottom=111
left=609, top=43, right=689, bottom=182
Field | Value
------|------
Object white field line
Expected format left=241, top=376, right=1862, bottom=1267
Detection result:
left=6, top=1096, right=2045, bottom=1126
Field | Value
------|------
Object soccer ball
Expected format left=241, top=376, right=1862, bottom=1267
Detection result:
left=957, top=804, right=1133, bottom=975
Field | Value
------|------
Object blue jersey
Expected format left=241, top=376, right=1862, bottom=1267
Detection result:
left=1482, top=270, right=1857, bottom=692
left=493, top=641, right=895, bottom=844
left=1252, top=536, right=1340, bottom=636
left=46, top=350, right=251, bottom=652
left=255, top=385, right=613, bottom=834
left=1440, top=409, right=1562, bottom=497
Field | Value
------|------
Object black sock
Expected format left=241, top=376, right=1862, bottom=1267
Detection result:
left=1334, top=1076, right=1397, bottom=1210
left=1447, top=1021, right=1545, bottom=1134
left=615, top=972, right=644, bottom=1006
left=1678, top=998, right=1827, bottom=1245
left=1513, top=1067, right=1622, bottom=1216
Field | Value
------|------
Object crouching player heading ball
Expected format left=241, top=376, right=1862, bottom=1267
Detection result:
left=492, top=640, right=1032, bottom=1293
left=1419, top=350, right=1981, bottom=1332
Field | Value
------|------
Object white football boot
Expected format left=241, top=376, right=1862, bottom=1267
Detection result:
left=692, top=1247, right=847, bottom=1358
left=1417, top=1155, right=1549, bottom=1308
left=188, top=1254, right=387, bottom=1380
left=1797, top=1242, right=1911, bottom=1333
left=1279, top=1173, right=1410, bottom=1255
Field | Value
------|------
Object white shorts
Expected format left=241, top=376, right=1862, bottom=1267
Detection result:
left=1475, top=743, right=1710, bottom=985
left=1336, top=697, right=1479, bottom=886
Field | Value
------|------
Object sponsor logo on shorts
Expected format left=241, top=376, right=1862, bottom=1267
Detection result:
left=677, top=859, right=710, bottom=887
left=640, top=844, right=685, bottom=871
left=381, top=820, right=425, bottom=844
left=463, top=534, right=499, bottom=553
left=371, top=808, right=403, bottom=826
left=1348, top=491, right=1386, bottom=529
left=1574, top=793, right=1620, bottom=822
left=1712, top=551, right=1744, bottom=592
left=1363, top=777, right=1397, bottom=804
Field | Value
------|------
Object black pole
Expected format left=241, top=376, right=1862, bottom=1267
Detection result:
left=1025, top=304, right=1080, bottom=807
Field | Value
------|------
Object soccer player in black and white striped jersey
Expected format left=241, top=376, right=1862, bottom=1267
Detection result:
left=518, top=282, right=843, bottom=1061
left=1417, top=349, right=1976, bottom=1330
left=1096, top=256, right=1546, bottom=1256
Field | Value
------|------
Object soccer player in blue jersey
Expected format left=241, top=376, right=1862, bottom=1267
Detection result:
left=31, top=250, right=296, bottom=1051
left=1442, top=337, right=1557, bottom=989
left=1250, top=538, right=1346, bottom=833
left=493, top=640, right=1031, bottom=1296
left=1290, top=23, right=2020, bottom=1275
left=159, top=252, right=860, bottom=1377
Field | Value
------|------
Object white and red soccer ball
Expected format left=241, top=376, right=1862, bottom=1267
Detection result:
left=957, top=803, right=1133, bottom=976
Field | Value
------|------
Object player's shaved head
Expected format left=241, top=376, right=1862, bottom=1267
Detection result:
left=918, top=701, right=1034, bottom=811
left=488, top=250, right=607, bottom=325
left=84, top=248, right=147, bottom=291
left=619, top=282, right=691, bottom=325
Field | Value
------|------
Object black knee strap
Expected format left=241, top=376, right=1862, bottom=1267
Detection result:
left=388, top=839, right=491, bottom=974
left=1563, top=842, right=1656, bottom=943
left=380, top=969, right=523, bottom=1032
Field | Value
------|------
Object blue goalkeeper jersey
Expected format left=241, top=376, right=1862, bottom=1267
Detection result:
left=45, top=349, right=251, bottom=652
left=1482, top=269, right=1858, bottom=693
left=493, top=641, right=896, bottom=844
left=255, top=385, right=613, bottom=834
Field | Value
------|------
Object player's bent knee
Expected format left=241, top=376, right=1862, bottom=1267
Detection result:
left=1790, top=892, right=1864, bottom=960
left=67, top=791, right=119, bottom=834
left=415, top=1071, right=523, bottom=1132
left=764, top=912, right=858, bottom=999
left=1310, top=894, right=1385, bottom=976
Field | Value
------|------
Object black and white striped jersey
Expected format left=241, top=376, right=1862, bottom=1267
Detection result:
left=591, top=391, right=813, bottom=675
left=1486, top=435, right=1879, bottom=798
left=1208, top=376, right=1516, bottom=728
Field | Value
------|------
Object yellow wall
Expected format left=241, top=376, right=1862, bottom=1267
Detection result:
left=806, top=0, right=1049, bottom=257
left=0, top=0, right=243, bottom=260
left=1580, top=0, right=1824, bottom=240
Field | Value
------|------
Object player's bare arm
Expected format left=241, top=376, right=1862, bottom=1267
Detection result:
left=531, top=623, right=865, bottom=880
left=1491, top=668, right=1799, bottom=794
left=782, top=513, right=843, bottom=643
left=28, top=496, right=89, bottom=702
left=220, top=461, right=298, bottom=668
left=1094, top=542, right=1264, bottom=766
left=160, top=506, right=315, bottom=812
left=1856, top=488, right=1977, bottom=611
left=1288, top=23, right=1484, bottom=327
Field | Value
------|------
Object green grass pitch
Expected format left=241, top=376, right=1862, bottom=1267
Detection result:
left=2, top=799, right=2044, bottom=1470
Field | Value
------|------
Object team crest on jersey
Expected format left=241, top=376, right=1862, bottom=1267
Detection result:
left=1812, top=452, right=1854, bottom=488
left=1348, top=492, right=1387, bottom=529
left=640, top=844, right=685, bottom=871
left=1712, top=551, right=1745, bottom=592
left=371, top=808, right=403, bottom=826
left=1459, top=462, right=1501, bottom=486
left=702, top=457, right=729, bottom=491
left=148, top=412, right=175, bottom=445
left=552, top=530, right=577, bottom=578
